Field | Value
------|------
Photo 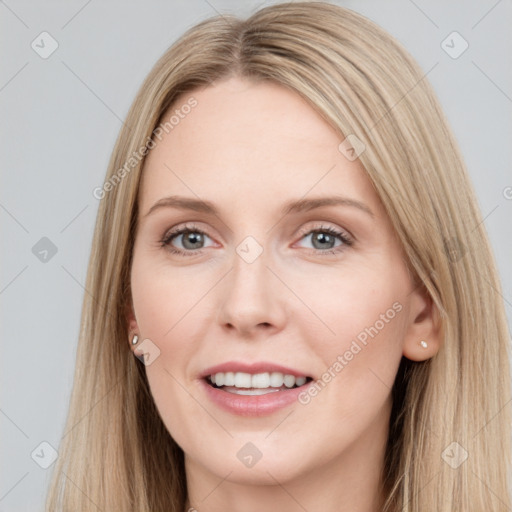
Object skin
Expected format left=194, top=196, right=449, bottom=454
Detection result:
left=127, top=76, right=441, bottom=512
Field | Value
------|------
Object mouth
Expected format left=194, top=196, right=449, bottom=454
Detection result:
left=198, top=361, right=315, bottom=415
left=204, top=371, right=314, bottom=396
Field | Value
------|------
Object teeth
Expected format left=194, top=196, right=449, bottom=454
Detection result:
left=224, top=372, right=235, bottom=386
left=295, top=376, right=306, bottom=386
left=251, top=373, right=269, bottom=388
left=283, top=374, right=295, bottom=388
left=269, top=372, right=284, bottom=387
left=228, top=388, right=281, bottom=396
left=235, top=372, right=252, bottom=388
left=208, top=371, right=309, bottom=389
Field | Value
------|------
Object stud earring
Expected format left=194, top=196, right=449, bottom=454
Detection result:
left=131, top=334, right=139, bottom=345
left=420, top=340, right=428, bottom=349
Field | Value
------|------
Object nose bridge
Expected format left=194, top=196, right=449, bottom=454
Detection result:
left=229, top=237, right=270, bottom=305
left=242, top=241, right=267, bottom=277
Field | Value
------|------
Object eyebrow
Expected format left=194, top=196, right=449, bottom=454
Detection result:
left=144, top=194, right=374, bottom=219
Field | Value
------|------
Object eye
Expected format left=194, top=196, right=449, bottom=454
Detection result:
left=159, top=222, right=354, bottom=258
left=295, top=224, right=353, bottom=255
left=160, top=223, right=215, bottom=256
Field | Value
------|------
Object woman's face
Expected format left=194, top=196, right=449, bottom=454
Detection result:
left=129, top=76, right=432, bottom=488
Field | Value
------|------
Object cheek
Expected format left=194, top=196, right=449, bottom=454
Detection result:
left=301, top=263, right=405, bottom=340
left=130, top=252, right=215, bottom=340
left=130, top=257, right=205, bottom=380
left=130, top=256, right=218, bottom=442
left=296, top=263, right=407, bottom=398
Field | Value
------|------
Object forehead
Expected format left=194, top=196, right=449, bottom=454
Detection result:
left=138, top=76, right=381, bottom=219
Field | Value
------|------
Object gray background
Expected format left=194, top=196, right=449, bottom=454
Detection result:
left=1, top=1, right=511, bottom=510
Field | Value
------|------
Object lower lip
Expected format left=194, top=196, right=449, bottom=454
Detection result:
left=199, top=378, right=310, bottom=417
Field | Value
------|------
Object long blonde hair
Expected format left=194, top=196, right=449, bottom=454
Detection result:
left=45, top=2, right=511, bottom=510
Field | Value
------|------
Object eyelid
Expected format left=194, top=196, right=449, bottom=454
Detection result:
left=295, top=222, right=354, bottom=244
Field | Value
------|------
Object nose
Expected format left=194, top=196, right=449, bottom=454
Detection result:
left=217, top=247, right=287, bottom=339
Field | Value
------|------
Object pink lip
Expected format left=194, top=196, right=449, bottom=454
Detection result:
left=199, top=378, right=312, bottom=417
left=199, top=361, right=311, bottom=379
left=198, top=360, right=313, bottom=417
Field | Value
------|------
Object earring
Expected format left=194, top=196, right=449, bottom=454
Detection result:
left=131, top=334, right=139, bottom=345
left=420, top=340, right=428, bottom=349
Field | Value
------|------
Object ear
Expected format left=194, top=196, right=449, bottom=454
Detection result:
left=402, top=286, right=442, bottom=362
left=125, top=302, right=140, bottom=351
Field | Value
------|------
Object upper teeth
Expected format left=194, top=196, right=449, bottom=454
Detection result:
left=209, top=371, right=307, bottom=388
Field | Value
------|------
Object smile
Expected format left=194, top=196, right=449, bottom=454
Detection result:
left=206, top=371, right=312, bottom=395
left=199, top=362, right=315, bottom=416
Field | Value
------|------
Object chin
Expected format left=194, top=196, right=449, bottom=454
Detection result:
left=186, top=440, right=314, bottom=485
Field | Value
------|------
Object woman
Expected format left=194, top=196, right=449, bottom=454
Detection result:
left=46, top=2, right=511, bottom=511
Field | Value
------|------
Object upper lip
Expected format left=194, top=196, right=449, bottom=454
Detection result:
left=199, top=361, right=312, bottom=379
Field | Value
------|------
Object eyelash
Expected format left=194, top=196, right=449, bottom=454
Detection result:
left=159, top=223, right=354, bottom=257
